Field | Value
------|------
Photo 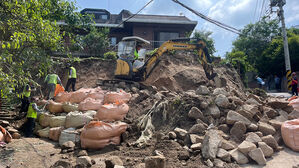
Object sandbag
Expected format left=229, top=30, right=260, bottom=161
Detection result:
left=78, top=98, right=103, bottom=111
left=37, top=127, right=50, bottom=138
left=49, top=127, right=64, bottom=141
left=49, top=116, right=66, bottom=128
left=80, top=136, right=120, bottom=149
left=38, top=113, right=55, bottom=127
left=104, top=91, right=131, bottom=104
left=62, top=102, right=78, bottom=113
left=55, top=92, right=72, bottom=103
left=0, top=131, right=3, bottom=142
left=54, top=84, right=65, bottom=97
left=47, top=100, right=64, bottom=113
left=86, top=87, right=105, bottom=100
left=289, top=98, right=299, bottom=111
left=0, top=126, right=12, bottom=143
left=59, top=128, right=80, bottom=146
left=69, top=88, right=90, bottom=103
left=80, top=121, right=128, bottom=140
left=95, top=103, right=129, bottom=121
left=65, top=111, right=93, bottom=128
left=281, top=119, right=299, bottom=151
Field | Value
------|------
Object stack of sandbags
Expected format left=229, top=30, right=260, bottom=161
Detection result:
left=49, top=127, right=64, bottom=141
left=47, top=100, right=63, bottom=113
left=65, top=112, right=93, bottom=128
left=80, top=121, right=128, bottom=149
left=104, top=90, right=131, bottom=104
left=69, top=88, right=91, bottom=103
left=95, top=103, right=129, bottom=121
left=78, top=98, right=103, bottom=111
left=62, top=102, right=78, bottom=113
left=55, top=92, right=72, bottom=103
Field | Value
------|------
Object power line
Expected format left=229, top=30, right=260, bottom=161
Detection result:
left=116, top=0, right=154, bottom=28
left=259, top=0, right=266, bottom=21
left=253, top=0, right=258, bottom=23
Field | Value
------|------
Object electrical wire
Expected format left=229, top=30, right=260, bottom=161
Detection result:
left=259, top=0, right=266, bottom=21
left=172, top=0, right=241, bottom=34
left=253, top=0, right=258, bottom=23
left=116, top=0, right=154, bottom=28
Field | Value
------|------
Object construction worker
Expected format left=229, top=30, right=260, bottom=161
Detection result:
left=291, top=72, right=298, bottom=96
left=65, top=66, right=77, bottom=92
left=44, top=73, right=62, bottom=100
left=134, top=44, right=142, bottom=60
left=25, top=97, right=41, bottom=137
left=20, top=81, right=36, bottom=113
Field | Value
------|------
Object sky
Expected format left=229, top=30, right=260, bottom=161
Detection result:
left=69, top=0, right=299, bottom=57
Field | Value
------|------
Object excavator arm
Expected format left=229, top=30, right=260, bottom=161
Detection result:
left=139, top=38, right=216, bottom=80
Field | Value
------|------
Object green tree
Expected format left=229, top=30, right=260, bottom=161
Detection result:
left=192, top=30, right=216, bottom=56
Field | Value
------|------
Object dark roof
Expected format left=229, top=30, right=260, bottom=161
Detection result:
left=80, top=8, right=110, bottom=15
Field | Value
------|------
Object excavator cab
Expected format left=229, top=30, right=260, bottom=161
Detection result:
left=114, top=36, right=149, bottom=80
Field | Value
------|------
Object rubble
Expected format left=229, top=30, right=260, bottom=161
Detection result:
left=261, top=135, right=279, bottom=150
left=226, top=110, right=251, bottom=125
left=105, top=156, right=123, bottom=168
left=229, top=149, right=249, bottom=164
left=258, top=142, right=274, bottom=157
left=201, top=129, right=222, bottom=159
left=187, top=107, right=204, bottom=120
left=230, top=121, right=246, bottom=140
left=238, top=141, right=256, bottom=155
left=248, top=148, right=266, bottom=165
left=217, top=148, right=231, bottom=162
left=245, top=132, right=262, bottom=144
left=258, top=122, right=276, bottom=135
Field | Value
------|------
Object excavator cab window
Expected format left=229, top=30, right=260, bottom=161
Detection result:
left=117, top=41, right=136, bottom=60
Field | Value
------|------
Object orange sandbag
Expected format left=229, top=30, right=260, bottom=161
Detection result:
left=281, top=119, right=299, bottom=151
left=80, top=136, right=120, bottom=149
left=78, top=98, right=103, bottom=111
left=54, top=84, right=65, bottom=97
left=55, top=92, right=72, bottom=103
left=49, top=127, right=64, bottom=141
left=288, top=96, right=298, bottom=102
left=69, top=88, right=91, bottom=103
left=104, top=90, right=131, bottom=104
left=0, top=126, right=12, bottom=143
left=80, top=121, right=128, bottom=140
left=47, top=100, right=64, bottom=113
left=95, top=103, right=129, bottom=121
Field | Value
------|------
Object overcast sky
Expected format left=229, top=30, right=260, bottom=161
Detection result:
left=69, top=0, right=299, bottom=57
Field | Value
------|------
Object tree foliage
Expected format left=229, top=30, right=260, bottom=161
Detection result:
left=192, top=30, right=216, bottom=56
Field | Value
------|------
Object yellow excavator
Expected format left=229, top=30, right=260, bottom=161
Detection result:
left=114, top=36, right=216, bottom=82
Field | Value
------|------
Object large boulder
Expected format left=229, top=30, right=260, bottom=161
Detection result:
left=258, top=142, right=274, bottom=157
left=258, top=122, right=276, bottom=135
left=248, top=148, right=266, bottom=165
left=188, top=107, right=204, bottom=120
left=144, top=155, right=165, bottom=168
left=229, top=149, right=249, bottom=164
left=215, top=94, right=229, bottom=108
left=206, top=105, right=221, bottom=119
left=49, top=116, right=66, bottom=128
left=65, top=112, right=93, bottom=128
left=238, top=141, right=256, bottom=155
left=230, top=121, right=246, bottom=140
left=226, top=110, right=251, bottom=125
left=196, top=85, right=209, bottom=95
left=202, top=129, right=222, bottom=159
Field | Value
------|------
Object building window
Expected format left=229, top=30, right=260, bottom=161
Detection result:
left=101, top=15, right=108, bottom=20
left=111, top=37, right=117, bottom=46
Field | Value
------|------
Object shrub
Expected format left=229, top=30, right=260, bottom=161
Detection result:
left=104, top=51, right=117, bottom=60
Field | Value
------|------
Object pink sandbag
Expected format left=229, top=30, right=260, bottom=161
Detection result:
left=55, top=92, right=72, bottom=103
left=80, top=136, right=120, bottom=149
left=87, top=87, right=105, bottom=100
left=69, top=88, right=92, bottom=103
left=103, top=90, right=131, bottom=104
left=0, top=126, right=12, bottom=143
left=95, top=103, right=129, bottom=121
left=80, top=121, right=128, bottom=140
left=281, top=119, right=299, bottom=151
left=289, top=98, right=299, bottom=111
left=0, top=131, right=3, bottom=142
left=49, top=127, right=64, bottom=141
left=78, top=98, right=103, bottom=111
left=47, top=100, right=64, bottom=113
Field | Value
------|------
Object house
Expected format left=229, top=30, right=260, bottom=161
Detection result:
left=80, top=8, right=198, bottom=48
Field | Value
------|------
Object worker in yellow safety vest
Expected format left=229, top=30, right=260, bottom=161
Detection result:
left=20, top=81, right=36, bottom=113
left=65, top=66, right=77, bottom=92
left=44, top=73, right=62, bottom=100
left=25, top=97, right=41, bottom=137
left=134, top=44, right=142, bottom=60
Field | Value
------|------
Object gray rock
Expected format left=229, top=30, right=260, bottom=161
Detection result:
left=213, top=88, right=229, bottom=96
left=217, top=148, right=231, bottom=162
left=255, top=131, right=263, bottom=137
left=226, top=110, right=251, bottom=125
left=261, top=135, right=278, bottom=150
left=248, top=123, right=258, bottom=131
left=230, top=121, right=246, bottom=140
left=196, top=85, right=210, bottom=95
left=229, top=96, right=244, bottom=106
left=190, top=134, right=204, bottom=144
left=245, top=132, right=262, bottom=144
left=269, top=119, right=282, bottom=130
left=248, top=148, right=266, bottom=165
left=245, top=98, right=260, bottom=105
left=205, top=159, right=214, bottom=167
left=190, top=143, right=202, bottom=151
left=105, top=156, right=123, bottom=168
left=214, top=158, right=224, bottom=168
left=258, top=122, right=276, bottom=135
left=77, top=150, right=88, bottom=157
left=288, top=110, right=299, bottom=120
left=200, top=101, right=209, bottom=109
left=266, top=98, right=289, bottom=109
left=263, top=107, right=279, bottom=119
left=50, top=160, right=72, bottom=168
left=76, top=156, right=92, bottom=167
left=215, top=94, right=229, bottom=108
left=174, top=128, right=188, bottom=140
left=188, top=123, right=206, bottom=134
left=202, top=129, right=222, bottom=159
left=145, top=155, right=165, bottom=168
left=258, top=142, right=274, bottom=157
left=238, top=141, right=256, bottom=155
left=218, top=124, right=229, bottom=134
left=61, top=141, right=75, bottom=150
left=206, top=105, right=221, bottom=119
left=178, top=150, right=190, bottom=160
left=168, top=131, right=177, bottom=139
left=237, top=104, right=259, bottom=119
left=188, top=107, right=204, bottom=120
left=229, top=149, right=249, bottom=164
left=221, top=140, right=236, bottom=150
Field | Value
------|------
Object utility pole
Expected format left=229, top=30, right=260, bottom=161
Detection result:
left=270, top=0, right=292, bottom=90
